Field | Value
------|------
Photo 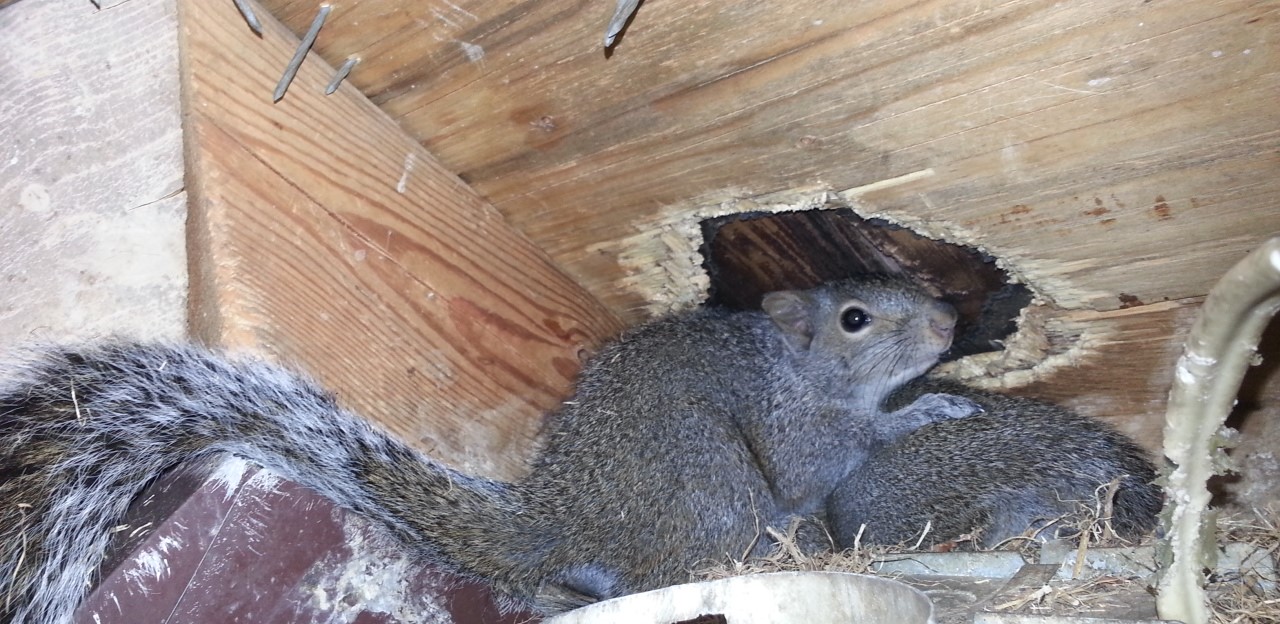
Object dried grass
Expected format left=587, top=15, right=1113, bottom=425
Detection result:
left=986, top=477, right=1145, bottom=554
left=1207, top=505, right=1280, bottom=624
left=990, top=575, right=1143, bottom=617
left=692, top=517, right=908, bottom=581
left=692, top=501, right=1280, bottom=621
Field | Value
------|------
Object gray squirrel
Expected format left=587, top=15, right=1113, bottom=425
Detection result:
left=0, top=275, right=981, bottom=623
left=828, top=377, right=1162, bottom=548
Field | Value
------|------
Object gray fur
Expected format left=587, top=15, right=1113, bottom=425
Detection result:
left=828, top=378, right=1162, bottom=548
left=0, top=276, right=972, bottom=622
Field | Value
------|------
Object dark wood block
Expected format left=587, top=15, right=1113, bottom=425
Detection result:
left=75, top=456, right=537, bottom=624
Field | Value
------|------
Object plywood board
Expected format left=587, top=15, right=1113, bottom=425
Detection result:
left=999, top=300, right=1201, bottom=452
left=257, top=0, right=1277, bottom=322
left=178, top=0, right=623, bottom=480
left=231, top=0, right=1279, bottom=484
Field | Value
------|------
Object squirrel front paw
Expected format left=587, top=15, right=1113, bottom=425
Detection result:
left=909, top=392, right=985, bottom=422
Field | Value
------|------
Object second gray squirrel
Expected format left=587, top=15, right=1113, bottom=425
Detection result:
left=0, top=275, right=979, bottom=623
left=829, top=377, right=1162, bottom=548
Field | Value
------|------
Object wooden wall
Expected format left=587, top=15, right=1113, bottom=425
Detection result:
left=0, top=2, right=615, bottom=621
left=254, top=0, right=1278, bottom=468
left=5, top=0, right=1274, bottom=500
left=179, top=0, right=624, bottom=481
left=259, top=0, right=1277, bottom=318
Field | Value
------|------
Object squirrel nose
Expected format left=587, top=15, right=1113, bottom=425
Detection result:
left=927, top=301, right=957, bottom=344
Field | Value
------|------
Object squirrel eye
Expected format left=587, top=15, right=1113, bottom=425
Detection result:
left=840, top=307, right=871, bottom=333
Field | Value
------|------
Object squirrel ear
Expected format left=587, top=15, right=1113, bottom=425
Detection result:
left=762, top=291, right=814, bottom=350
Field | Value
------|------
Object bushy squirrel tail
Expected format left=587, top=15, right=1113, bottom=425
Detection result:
left=0, top=342, right=531, bottom=624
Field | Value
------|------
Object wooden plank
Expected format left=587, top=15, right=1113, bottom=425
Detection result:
left=997, top=299, right=1202, bottom=452
left=75, top=458, right=530, bottom=623
left=177, top=0, right=623, bottom=480
left=0, top=0, right=187, bottom=347
left=256, top=0, right=1278, bottom=323
left=75, top=458, right=237, bottom=624
left=245, top=0, right=1279, bottom=490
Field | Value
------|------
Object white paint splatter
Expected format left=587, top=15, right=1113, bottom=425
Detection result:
left=123, top=548, right=171, bottom=589
left=208, top=457, right=251, bottom=500
left=1211, top=50, right=1224, bottom=58
left=156, top=535, right=184, bottom=555
left=1176, top=364, right=1197, bottom=385
left=1187, top=352, right=1217, bottom=367
left=302, top=516, right=454, bottom=623
left=459, top=41, right=485, bottom=62
left=396, top=153, right=416, bottom=193
left=1086, top=77, right=1112, bottom=88
left=19, top=183, right=51, bottom=213
left=243, top=468, right=284, bottom=494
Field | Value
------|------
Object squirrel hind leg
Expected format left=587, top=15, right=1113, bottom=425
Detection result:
left=533, top=563, right=624, bottom=614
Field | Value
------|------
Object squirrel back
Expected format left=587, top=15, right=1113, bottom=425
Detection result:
left=0, top=276, right=973, bottom=621
left=828, top=378, right=1162, bottom=548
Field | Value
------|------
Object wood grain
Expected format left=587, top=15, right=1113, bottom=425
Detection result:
left=0, top=0, right=188, bottom=346
left=241, top=0, right=1278, bottom=489
left=256, top=0, right=1278, bottom=321
left=1015, top=300, right=1202, bottom=453
left=178, top=0, right=623, bottom=480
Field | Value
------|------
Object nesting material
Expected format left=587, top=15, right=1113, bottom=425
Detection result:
left=1205, top=507, right=1280, bottom=624
left=693, top=518, right=905, bottom=581
left=694, top=506, right=1279, bottom=622
left=989, top=575, right=1141, bottom=616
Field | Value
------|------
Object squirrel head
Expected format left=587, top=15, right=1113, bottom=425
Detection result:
left=760, top=276, right=956, bottom=407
